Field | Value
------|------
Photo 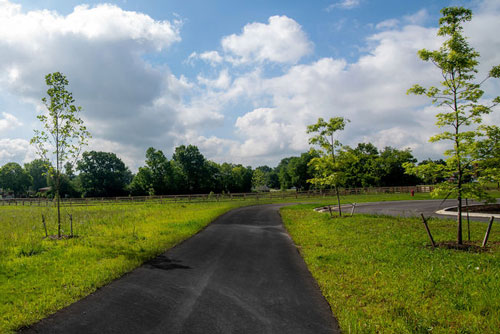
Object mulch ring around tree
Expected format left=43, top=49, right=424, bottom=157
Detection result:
left=434, top=241, right=488, bottom=252
left=43, top=235, right=77, bottom=240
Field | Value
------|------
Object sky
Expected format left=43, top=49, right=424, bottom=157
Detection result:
left=1, top=0, right=499, bottom=171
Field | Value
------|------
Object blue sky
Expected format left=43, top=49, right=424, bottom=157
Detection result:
left=1, top=0, right=499, bottom=170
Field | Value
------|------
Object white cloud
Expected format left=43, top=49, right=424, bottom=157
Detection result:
left=0, top=112, right=22, bottom=132
left=376, top=9, right=429, bottom=31
left=326, top=0, right=360, bottom=11
left=187, top=51, right=223, bottom=66
left=221, top=15, right=313, bottom=65
left=403, top=9, right=429, bottom=25
left=0, top=3, right=180, bottom=49
left=376, top=19, right=399, bottom=30
left=0, top=1, right=198, bottom=170
left=0, top=138, right=33, bottom=165
left=197, top=69, right=231, bottom=90
left=1, top=0, right=500, bottom=171
left=187, top=5, right=500, bottom=166
left=199, top=51, right=224, bottom=65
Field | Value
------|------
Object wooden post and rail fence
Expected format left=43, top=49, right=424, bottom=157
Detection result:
left=0, top=185, right=434, bottom=207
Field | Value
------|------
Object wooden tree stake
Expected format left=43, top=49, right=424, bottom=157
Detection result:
left=482, top=216, right=495, bottom=248
left=42, top=214, right=48, bottom=237
left=421, top=213, right=436, bottom=248
left=350, top=203, right=356, bottom=217
left=69, top=213, right=73, bottom=237
left=466, top=198, right=470, bottom=242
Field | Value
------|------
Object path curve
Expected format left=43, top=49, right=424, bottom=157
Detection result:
left=21, top=204, right=340, bottom=334
left=338, top=199, right=498, bottom=222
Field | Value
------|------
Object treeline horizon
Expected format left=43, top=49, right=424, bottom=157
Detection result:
left=0, top=142, right=441, bottom=198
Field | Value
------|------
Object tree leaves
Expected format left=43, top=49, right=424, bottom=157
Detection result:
left=31, top=72, right=91, bottom=178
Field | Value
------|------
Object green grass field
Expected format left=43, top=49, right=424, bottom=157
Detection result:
left=0, top=191, right=492, bottom=333
left=280, top=204, right=500, bottom=334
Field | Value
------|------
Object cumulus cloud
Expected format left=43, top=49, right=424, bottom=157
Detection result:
left=0, top=112, right=22, bottom=132
left=1, top=1, right=499, bottom=171
left=0, top=1, right=204, bottom=170
left=220, top=16, right=313, bottom=65
left=186, top=6, right=500, bottom=166
left=0, top=138, right=33, bottom=164
left=197, top=69, right=231, bottom=90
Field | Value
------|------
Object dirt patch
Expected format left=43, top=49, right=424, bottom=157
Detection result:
left=43, top=234, right=77, bottom=240
left=434, top=241, right=488, bottom=252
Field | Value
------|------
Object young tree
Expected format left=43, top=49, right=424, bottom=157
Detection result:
left=307, top=117, right=349, bottom=216
left=31, top=72, right=90, bottom=237
left=407, top=7, right=500, bottom=244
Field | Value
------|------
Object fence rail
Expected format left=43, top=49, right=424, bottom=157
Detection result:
left=0, top=185, right=434, bottom=207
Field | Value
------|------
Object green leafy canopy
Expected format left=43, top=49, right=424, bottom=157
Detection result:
left=31, top=72, right=91, bottom=177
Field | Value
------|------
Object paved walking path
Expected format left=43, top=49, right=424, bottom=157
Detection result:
left=21, top=204, right=339, bottom=334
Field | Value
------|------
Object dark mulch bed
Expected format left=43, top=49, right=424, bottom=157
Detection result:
left=436, top=241, right=487, bottom=252
left=447, top=204, right=500, bottom=214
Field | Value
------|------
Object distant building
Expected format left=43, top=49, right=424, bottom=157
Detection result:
left=38, top=187, right=52, bottom=194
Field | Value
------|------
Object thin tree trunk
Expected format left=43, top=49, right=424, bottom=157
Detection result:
left=457, top=194, right=462, bottom=245
left=453, top=83, right=463, bottom=245
left=56, top=113, right=61, bottom=238
left=456, top=143, right=463, bottom=245
left=57, top=171, right=61, bottom=238
left=335, top=185, right=342, bottom=217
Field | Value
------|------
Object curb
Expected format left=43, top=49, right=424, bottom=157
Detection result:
left=435, top=207, right=500, bottom=219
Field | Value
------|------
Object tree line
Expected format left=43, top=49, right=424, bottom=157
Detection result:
left=0, top=143, right=440, bottom=199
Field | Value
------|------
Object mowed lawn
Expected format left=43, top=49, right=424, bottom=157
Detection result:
left=281, top=204, right=500, bottom=334
left=0, top=201, right=257, bottom=333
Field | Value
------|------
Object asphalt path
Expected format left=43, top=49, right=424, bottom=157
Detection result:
left=344, top=199, right=498, bottom=222
left=21, top=204, right=340, bottom=334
